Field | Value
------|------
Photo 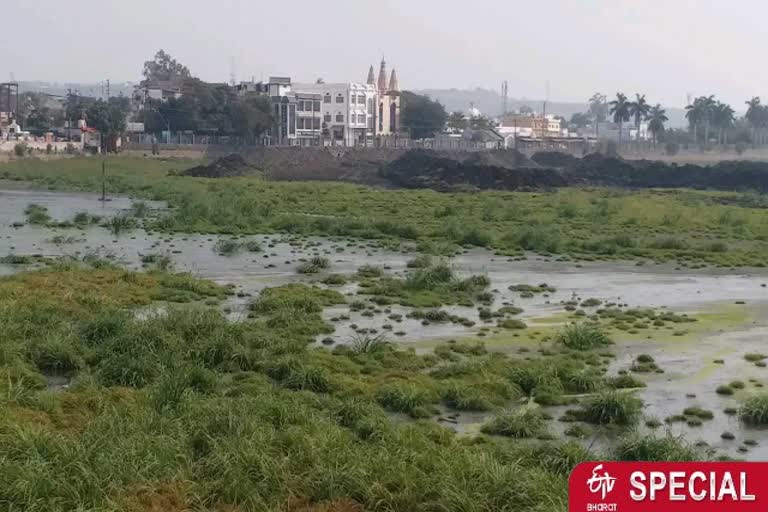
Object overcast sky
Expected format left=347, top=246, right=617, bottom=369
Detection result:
left=0, top=0, right=763, bottom=108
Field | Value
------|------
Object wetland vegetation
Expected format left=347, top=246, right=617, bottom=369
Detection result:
left=2, top=156, right=768, bottom=511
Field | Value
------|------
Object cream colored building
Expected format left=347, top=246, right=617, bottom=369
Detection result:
left=366, top=58, right=401, bottom=137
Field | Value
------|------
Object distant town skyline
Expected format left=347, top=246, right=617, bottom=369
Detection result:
left=1, top=0, right=766, bottom=109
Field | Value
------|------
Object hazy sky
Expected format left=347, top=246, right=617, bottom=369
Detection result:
left=0, top=0, right=763, bottom=108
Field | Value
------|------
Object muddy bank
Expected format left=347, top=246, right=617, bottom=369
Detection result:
left=382, top=150, right=768, bottom=192
left=183, top=154, right=256, bottom=178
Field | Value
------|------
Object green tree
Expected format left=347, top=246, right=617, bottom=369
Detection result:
left=401, top=91, right=447, bottom=139
left=646, top=104, right=668, bottom=145
left=628, top=93, right=650, bottom=148
left=519, top=105, right=534, bottom=115
left=570, top=112, right=592, bottom=128
left=588, top=93, right=608, bottom=123
left=712, top=102, right=735, bottom=145
left=745, top=97, right=762, bottom=147
left=143, top=49, right=191, bottom=82
left=608, top=93, right=630, bottom=147
left=447, top=111, right=468, bottom=133
left=85, top=97, right=130, bottom=139
left=685, top=98, right=703, bottom=143
left=469, top=115, right=494, bottom=130
left=229, top=95, right=273, bottom=139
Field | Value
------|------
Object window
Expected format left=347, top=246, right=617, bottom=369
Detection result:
left=297, top=101, right=305, bottom=112
left=357, top=94, right=365, bottom=105
left=324, top=113, right=331, bottom=123
left=358, top=114, right=366, bottom=124
left=368, top=98, right=374, bottom=112
left=336, top=94, right=344, bottom=103
left=313, top=118, right=321, bottom=129
left=324, top=94, right=331, bottom=103
left=367, top=116, right=374, bottom=129
left=336, top=113, right=344, bottom=123
left=313, top=100, right=321, bottom=111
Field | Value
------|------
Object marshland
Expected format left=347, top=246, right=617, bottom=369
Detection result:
left=2, top=156, right=768, bottom=511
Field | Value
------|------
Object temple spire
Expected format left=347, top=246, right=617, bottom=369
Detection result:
left=388, top=68, right=399, bottom=92
left=377, top=58, right=388, bottom=92
left=366, top=65, right=375, bottom=85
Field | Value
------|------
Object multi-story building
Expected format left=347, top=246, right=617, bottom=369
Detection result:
left=291, top=81, right=376, bottom=146
left=237, top=77, right=321, bottom=146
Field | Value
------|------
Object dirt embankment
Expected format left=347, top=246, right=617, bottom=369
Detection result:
left=381, top=150, right=768, bottom=192
left=205, top=146, right=404, bottom=183
left=380, top=150, right=563, bottom=191
left=182, top=148, right=768, bottom=193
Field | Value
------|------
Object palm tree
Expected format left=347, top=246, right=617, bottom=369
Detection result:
left=608, top=93, right=631, bottom=148
left=685, top=95, right=715, bottom=145
left=700, top=95, right=716, bottom=144
left=685, top=98, right=703, bottom=143
left=647, top=104, right=668, bottom=145
left=712, top=102, right=735, bottom=146
left=745, top=97, right=762, bottom=147
left=628, top=93, right=651, bottom=151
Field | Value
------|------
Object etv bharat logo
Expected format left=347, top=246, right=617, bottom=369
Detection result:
left=587, top=464, right=617, bottom=500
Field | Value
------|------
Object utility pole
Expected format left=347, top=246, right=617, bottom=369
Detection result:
left=106, top=79, right=110, bottom=100
left=67, top=88, right=73, bottom=142
left=101, top=160, right=106, bottom=202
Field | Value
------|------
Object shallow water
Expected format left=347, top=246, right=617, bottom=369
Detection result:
left=4, top=186, right=768, bottom=459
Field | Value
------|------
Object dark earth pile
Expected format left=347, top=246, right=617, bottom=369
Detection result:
left=531, top=151, right=579, bottom=168
left=183, top=154, right=254, bottom=178
left=383, top=150, right=768, bottom=192
left=381, top=149, right=564, bottom=191
left=571, top=155, right=768, bottom=191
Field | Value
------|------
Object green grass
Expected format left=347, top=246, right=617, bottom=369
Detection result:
left=481, top=408, right=548, bottom=438
left=577, top=391, right=643, bottom=426
left=24, top=203, right=51, bottom=225
left=554, top=324, right=611, bottom=350
left=741, top=394, right=768, bottom=425
left=3, top=157, right=768, bottom=266
left=0, top=156, right=758, bottom=510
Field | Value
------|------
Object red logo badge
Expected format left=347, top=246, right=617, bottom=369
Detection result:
left=570, top=462, right=767, bottom=511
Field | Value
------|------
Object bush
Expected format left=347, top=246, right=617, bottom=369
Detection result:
left=740, top=394, right=768, bottom=425
left=481, top=409, right=547, bottom=438
left=14, top=143, right=27, bottom=157
left=357, top=265, right=383, bottom=278
left=213, top=238, right=242, bottom=256
left=107, top=215, right=135, bottom=236
left=24, top=203, right=51, bottom=225
left=615, top=434, right=702, bottom=461
left=555, top=324, right=611, bottom=350
left=297, top=256, right=331, bottom=274
left=608, top=374, right=646, bottom=389
left=407, top=254, right=433, bottom=269
left=735, top=142, right=748, bottom=155
left=376, top=382, right=436, bottom=418
left=577, top=391, right=642, bottom=426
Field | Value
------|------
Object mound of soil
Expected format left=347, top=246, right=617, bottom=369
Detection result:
left=183, top=154, right=255, bottom=178
left=569, top=154, right=768, bottom=191
left=531, top=151, right=579, bottom=168
left=383, top=150, right=768, bottom=192
left=381, top=149, right=566, bottom=191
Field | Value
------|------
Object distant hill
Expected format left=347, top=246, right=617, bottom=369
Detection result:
left=413, top=88, right=688, bottom=128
